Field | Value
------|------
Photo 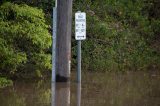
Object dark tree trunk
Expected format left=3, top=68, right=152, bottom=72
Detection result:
left=56, top=0, right=73, bottom=82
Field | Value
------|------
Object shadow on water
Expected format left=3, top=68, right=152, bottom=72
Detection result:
left=0, top=71, right=160, bottom=106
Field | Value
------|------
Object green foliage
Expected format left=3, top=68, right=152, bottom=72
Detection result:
left=72, top=0, right=160, bottom=71
left=0, top=2, right=51, bottom=77
left=0, top=77, right=13, bottom=88
left=0, top=0, right=160, bottom=75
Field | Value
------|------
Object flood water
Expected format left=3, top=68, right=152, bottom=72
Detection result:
left=0, top=71, right=160, bottom=106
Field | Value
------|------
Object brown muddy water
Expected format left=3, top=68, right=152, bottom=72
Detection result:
left=0, top=71, right=160, bottom=106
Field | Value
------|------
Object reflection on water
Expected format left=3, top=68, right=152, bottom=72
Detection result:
left=52, top=83, right=70, bottom=106
left=51, top=83, right=56, bottom=106
left=0, top=80, right=51, bottom=106
left=0, top=71, right=160, bottom=106
left=51, top=82, right=81, bottom=106
left=77, top=84, right=81, bottom=106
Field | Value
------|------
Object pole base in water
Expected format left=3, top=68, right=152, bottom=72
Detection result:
left=56, top=75, right=70, bottom=82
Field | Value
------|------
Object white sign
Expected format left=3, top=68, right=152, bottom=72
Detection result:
left=75, top=12, right=86, bottom=40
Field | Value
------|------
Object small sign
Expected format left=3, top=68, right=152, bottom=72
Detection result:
left=75, top=12, right=86, bottom=40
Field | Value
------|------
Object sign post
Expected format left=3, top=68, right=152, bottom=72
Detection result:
left=75, top=11, right=86, bottom=83
left=52, top=1, right=57, bottom=82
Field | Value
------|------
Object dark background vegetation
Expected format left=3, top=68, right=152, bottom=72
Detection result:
left=0, top=0, right=160, bottom=87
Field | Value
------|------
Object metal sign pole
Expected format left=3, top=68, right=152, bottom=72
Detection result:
left=77, top=40, right=81, bottom=83
left=55, top=0, right=57, bottom=7
left=51, top=2, right=57, bottom=106
left=52, top=6, right=57, bottom=82
left=75, top=11, right=86, bottom=83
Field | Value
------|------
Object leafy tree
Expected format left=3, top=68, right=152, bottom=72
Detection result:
left=0, top=2, right=52, bottom=78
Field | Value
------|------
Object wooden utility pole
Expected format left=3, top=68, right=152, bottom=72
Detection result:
left=56, top=0, right=73, bottom=82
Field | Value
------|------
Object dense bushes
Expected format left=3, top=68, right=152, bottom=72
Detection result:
left=0, top=2, right=51, bottom=78
left=72, top=0, right=160, bottom=71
